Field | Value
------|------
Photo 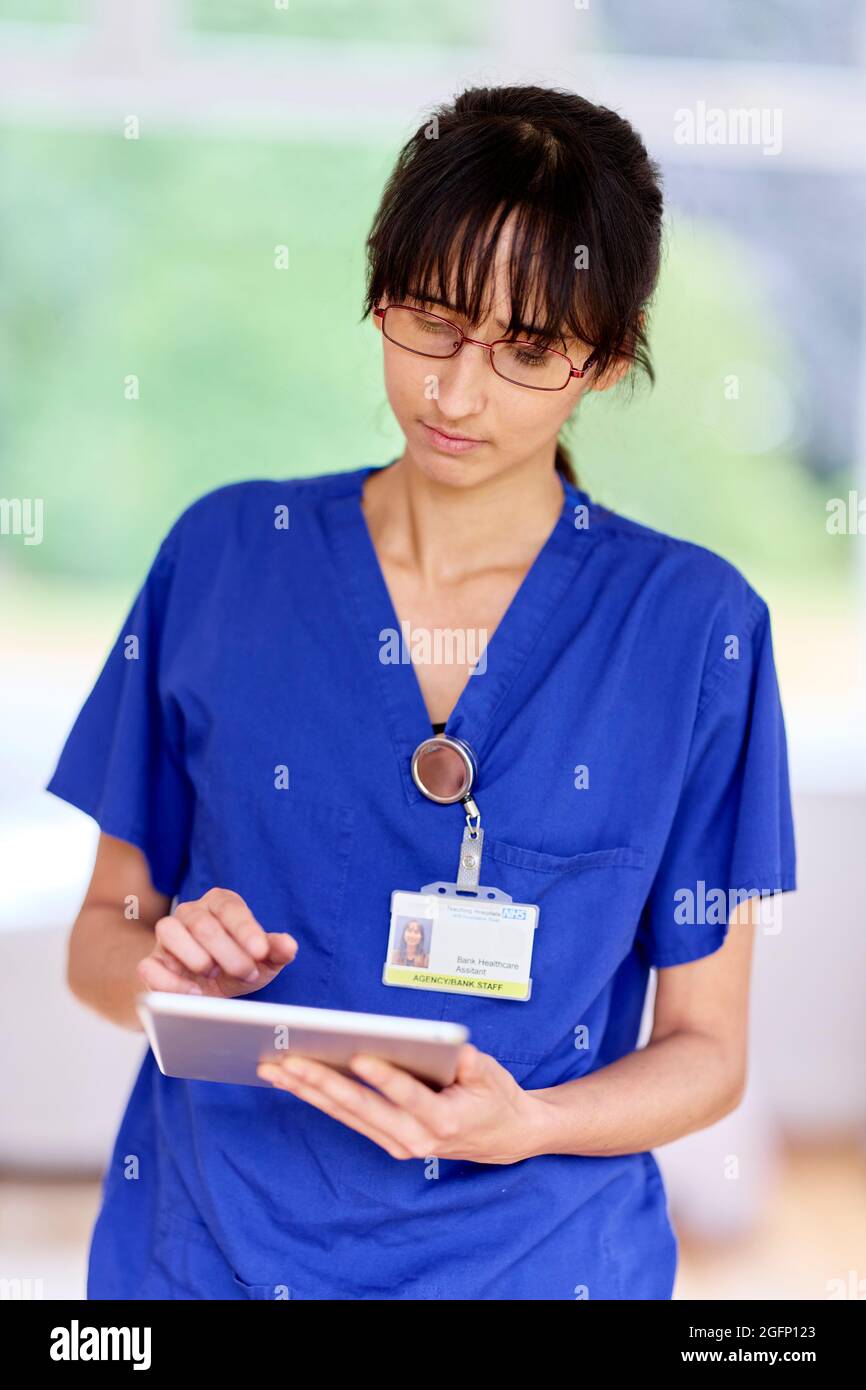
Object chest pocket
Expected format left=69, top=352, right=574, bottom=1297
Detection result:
left=437, top=838, right=647, bottom=1068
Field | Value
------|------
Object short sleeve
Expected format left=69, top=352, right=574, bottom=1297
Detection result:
left=637, top=594, right=797, bottom=968
left=44, top=520, right=193, bottom=899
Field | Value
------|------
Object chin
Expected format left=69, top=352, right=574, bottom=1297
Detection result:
left=406, top=434, right=497, bottom=489
left=421, top=457, right=481, bottom=485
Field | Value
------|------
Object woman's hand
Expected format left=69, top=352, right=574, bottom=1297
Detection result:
left=256, top=1044, right=549, bottom=1165
left=137, top=887, right=298, bottom=999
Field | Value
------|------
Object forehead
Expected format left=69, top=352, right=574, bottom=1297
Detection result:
left=420, top=238, right=539, bottom=322
left=402, top=287, right=580, bottom=349
left=425, top=223, right=577, bottom=341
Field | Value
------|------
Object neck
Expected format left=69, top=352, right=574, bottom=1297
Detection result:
left=361, top=449, right=565, bottom=589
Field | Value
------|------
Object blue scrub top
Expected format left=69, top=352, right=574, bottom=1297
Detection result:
left=46, top=462, right=796, bottom=1300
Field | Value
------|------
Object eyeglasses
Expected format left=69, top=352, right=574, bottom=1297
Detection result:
left=373, top=302, right=596, bottom=391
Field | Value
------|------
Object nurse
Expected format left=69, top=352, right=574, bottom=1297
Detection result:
left=47, top=83, right=796, bottom=1301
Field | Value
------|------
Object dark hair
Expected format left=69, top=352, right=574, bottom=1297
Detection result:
left=363, top=84, right=664, bottom=488
left=397, top=919, right=427, bottom=965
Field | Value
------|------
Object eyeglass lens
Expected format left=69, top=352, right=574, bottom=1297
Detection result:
left=383, top=305, right=572, bottom=389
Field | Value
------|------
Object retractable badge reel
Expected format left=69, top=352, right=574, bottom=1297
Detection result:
left=381, top=734, right=539, bottom=1002
left=410, top=734, right=498, bottom=896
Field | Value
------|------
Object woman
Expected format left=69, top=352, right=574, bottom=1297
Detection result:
left=391, top=920, right=430, bottom=969
left=47, top=84, right=796, bottom=1300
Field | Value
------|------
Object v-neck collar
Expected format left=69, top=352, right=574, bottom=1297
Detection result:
left=325, top=460, right=598, bottom=808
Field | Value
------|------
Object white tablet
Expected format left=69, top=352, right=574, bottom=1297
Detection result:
left=136, top=992, right=469, bottom=1091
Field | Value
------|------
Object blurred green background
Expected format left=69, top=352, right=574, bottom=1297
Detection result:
left=3, top=127, right=848, bottom=598
left=0, top=0, right=858, bottom=684
left=0, top=0, right=493, bottom=42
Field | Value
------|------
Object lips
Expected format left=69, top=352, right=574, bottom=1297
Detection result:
left=425, top=424, right=480, bottom=443
left=420, top=420, right=484, bottom=454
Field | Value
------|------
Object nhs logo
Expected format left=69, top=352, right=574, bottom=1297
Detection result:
left=502, top=906, right=527, bottom=920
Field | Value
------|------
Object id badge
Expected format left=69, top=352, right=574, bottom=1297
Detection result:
left=382, top=825, right=539, bottom=1002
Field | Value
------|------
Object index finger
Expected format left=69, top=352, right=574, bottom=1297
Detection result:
left=347, top=1053, right=445, bottom=1128
left=200, top=888, right=281, bottom=960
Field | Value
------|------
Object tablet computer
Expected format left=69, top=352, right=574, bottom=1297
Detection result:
left=136, top=992, right=469, bottom=1091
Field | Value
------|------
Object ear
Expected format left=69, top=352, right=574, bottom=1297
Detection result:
left=589, top=353, right=633, bottom=394
left=588, top=310, right=645, bottom=394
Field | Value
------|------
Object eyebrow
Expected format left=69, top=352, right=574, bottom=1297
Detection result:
left=405, top=287, right=551, bottom=340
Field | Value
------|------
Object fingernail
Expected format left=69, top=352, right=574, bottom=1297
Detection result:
left=188, top=984, right=203, bottom=995
left=207, top=965, right=221, bottom=979
left=244, top=968, right=260, bottom=983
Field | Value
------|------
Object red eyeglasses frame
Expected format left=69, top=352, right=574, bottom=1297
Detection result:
left=372, top=302, right=597, bottom=388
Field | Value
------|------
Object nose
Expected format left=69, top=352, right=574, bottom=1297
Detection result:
left=433, top=338, right=489, bottom=419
